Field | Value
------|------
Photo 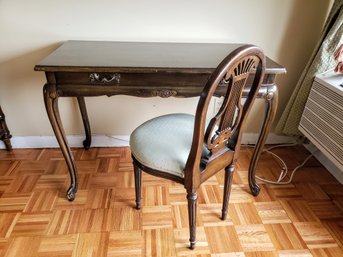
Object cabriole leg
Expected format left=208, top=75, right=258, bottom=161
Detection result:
left=43, top=84, right=78, bottom=201
left=77, top=96, right=91, bottom=149
left=249, top=85, right=278, bottom=196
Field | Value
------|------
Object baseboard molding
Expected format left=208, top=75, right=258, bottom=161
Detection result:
left=304, top=143, right=343, bottom=184
left=0, top=133, right=295, bottom=149
left=1, top=135, right=130, bottom=149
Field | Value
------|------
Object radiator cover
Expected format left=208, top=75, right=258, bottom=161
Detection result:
left=299, top=70, right=343, bottom=171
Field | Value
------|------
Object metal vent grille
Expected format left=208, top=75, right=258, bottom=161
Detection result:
left=299, top=80, right=343, bottom=169
left=312, top=82, right=343, bottom=106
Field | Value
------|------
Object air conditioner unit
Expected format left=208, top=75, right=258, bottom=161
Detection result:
left=299, top=70, right=343, bottom=173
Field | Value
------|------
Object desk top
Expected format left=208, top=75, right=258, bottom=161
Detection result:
left=35, top=41, right=286, bottom=74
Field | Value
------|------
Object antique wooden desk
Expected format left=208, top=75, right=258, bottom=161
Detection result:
left=35, top=41, right=286, bottom=200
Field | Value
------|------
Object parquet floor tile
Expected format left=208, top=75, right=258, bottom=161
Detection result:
left=169, top=186, right=188, bottom=205
left=174, top=227, right=210, bottom=256
left=0, top=145, right=343, bottom=256
left=107, top=231, right=143, bottom=257
left=310, top=247, right=343, bottom=257
left=0, top=238, right=11, bottom=257
left=200, top=204, right=233, bottom=227
left=10, top=212, right=52, bottom=237
left=0, top=213, right=20, bottom=238
left=244, top=252, right=278, bottom=257
left=143, top=186, right=170, bottom=207
left=212, top=253, right=245, bottom=257
left=37, top=234, right=78, bottom=257
left=264, top=223, right=306, bottom=250
left=293, top=222, right=337, bottom=249
left=23, top=190, right=58, bottom=213
left=144, top=228, right=176, bottom=257
left=4, top=236, right=41, bottom=257
left=321, top=219, right=343, bottom=249
left=294, top=183, right=330, bottom=201
left=0, top=193, right=31, bottom=212
left=35, top=174, right=67, bottom=191
left=307, top=201, right=343, bottom=219
left=235, top=224, right=274, bottom=252
left=267, top=185, right=302, bottom=200
left=254, top=202, right=291, bottom=224
left=198, top=185, right=223, bottom=205
left=73, top=232, right=109, bottom=257
left=279, top=200, right=319, bottom=222
left=142, top=206, right=173, bottom=230
left=227, top=185, right=255, bottom=204
left=55, top=190, right=88, bottom=209
left=205, top=225, right=242, bottom=253
left=228, top=203, right=262, bottom=225
left=277, top=250, right=313, bottom=257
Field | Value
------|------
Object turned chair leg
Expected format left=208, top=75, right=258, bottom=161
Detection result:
left=187, top=191, right=198, bottom=249
left=133, top=164, right=142, bottom=209
left=221, top=164, right=235, bottom=220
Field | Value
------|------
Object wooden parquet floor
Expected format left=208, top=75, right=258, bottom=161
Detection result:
left=0, top=146, right=343, bottom=257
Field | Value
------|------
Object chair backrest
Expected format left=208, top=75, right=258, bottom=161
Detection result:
left=184, top=45, right=265, bottom=191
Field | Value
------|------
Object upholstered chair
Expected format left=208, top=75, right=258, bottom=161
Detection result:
left=130, top=45, right=266, bottom=249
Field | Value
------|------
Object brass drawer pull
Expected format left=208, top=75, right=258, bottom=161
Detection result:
left=89, top=73, right=120, bottom=84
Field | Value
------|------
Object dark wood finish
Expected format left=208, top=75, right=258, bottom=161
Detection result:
left=132, top=45, right=266, bottom=248
left=35, top=41, right=283, bottom=99
left=133, top=164, right=142, bottom=209
left=187, top=192, right=198, bottom=250
left=0, top=105, right=12, bottom=151
left=249, top=85, right=279, bottom=196
left=34, top=41, right=286, bottom=201
left=77, top=97, right=91, bottom=149
left=221, top=164, right=234, bottom=220
left=35, top=41, right=284, bottom=73
left=43, top=82, right=78, bottom=201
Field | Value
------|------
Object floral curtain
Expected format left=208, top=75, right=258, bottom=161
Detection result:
left=276, top=0, right=343, bottom=136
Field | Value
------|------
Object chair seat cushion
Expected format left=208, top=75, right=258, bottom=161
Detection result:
left=130, top=113, right=197, bottom=178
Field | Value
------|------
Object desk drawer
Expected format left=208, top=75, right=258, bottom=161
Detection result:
left=55, top=72, right=274, bottom=97
left=55, top=72, right=211, bottom=96
left=56, top=72, right=210, bottom=87
left=56, top=72, right=121, bottom=85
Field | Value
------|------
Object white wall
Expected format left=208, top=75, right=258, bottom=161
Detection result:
left=0, top=0, right=333, bottom=140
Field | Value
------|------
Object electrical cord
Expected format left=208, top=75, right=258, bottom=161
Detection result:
left=243, top=143, right=313, bottom=185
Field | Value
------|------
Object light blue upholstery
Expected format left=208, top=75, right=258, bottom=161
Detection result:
left=130, top=113, right=197, bottom=178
